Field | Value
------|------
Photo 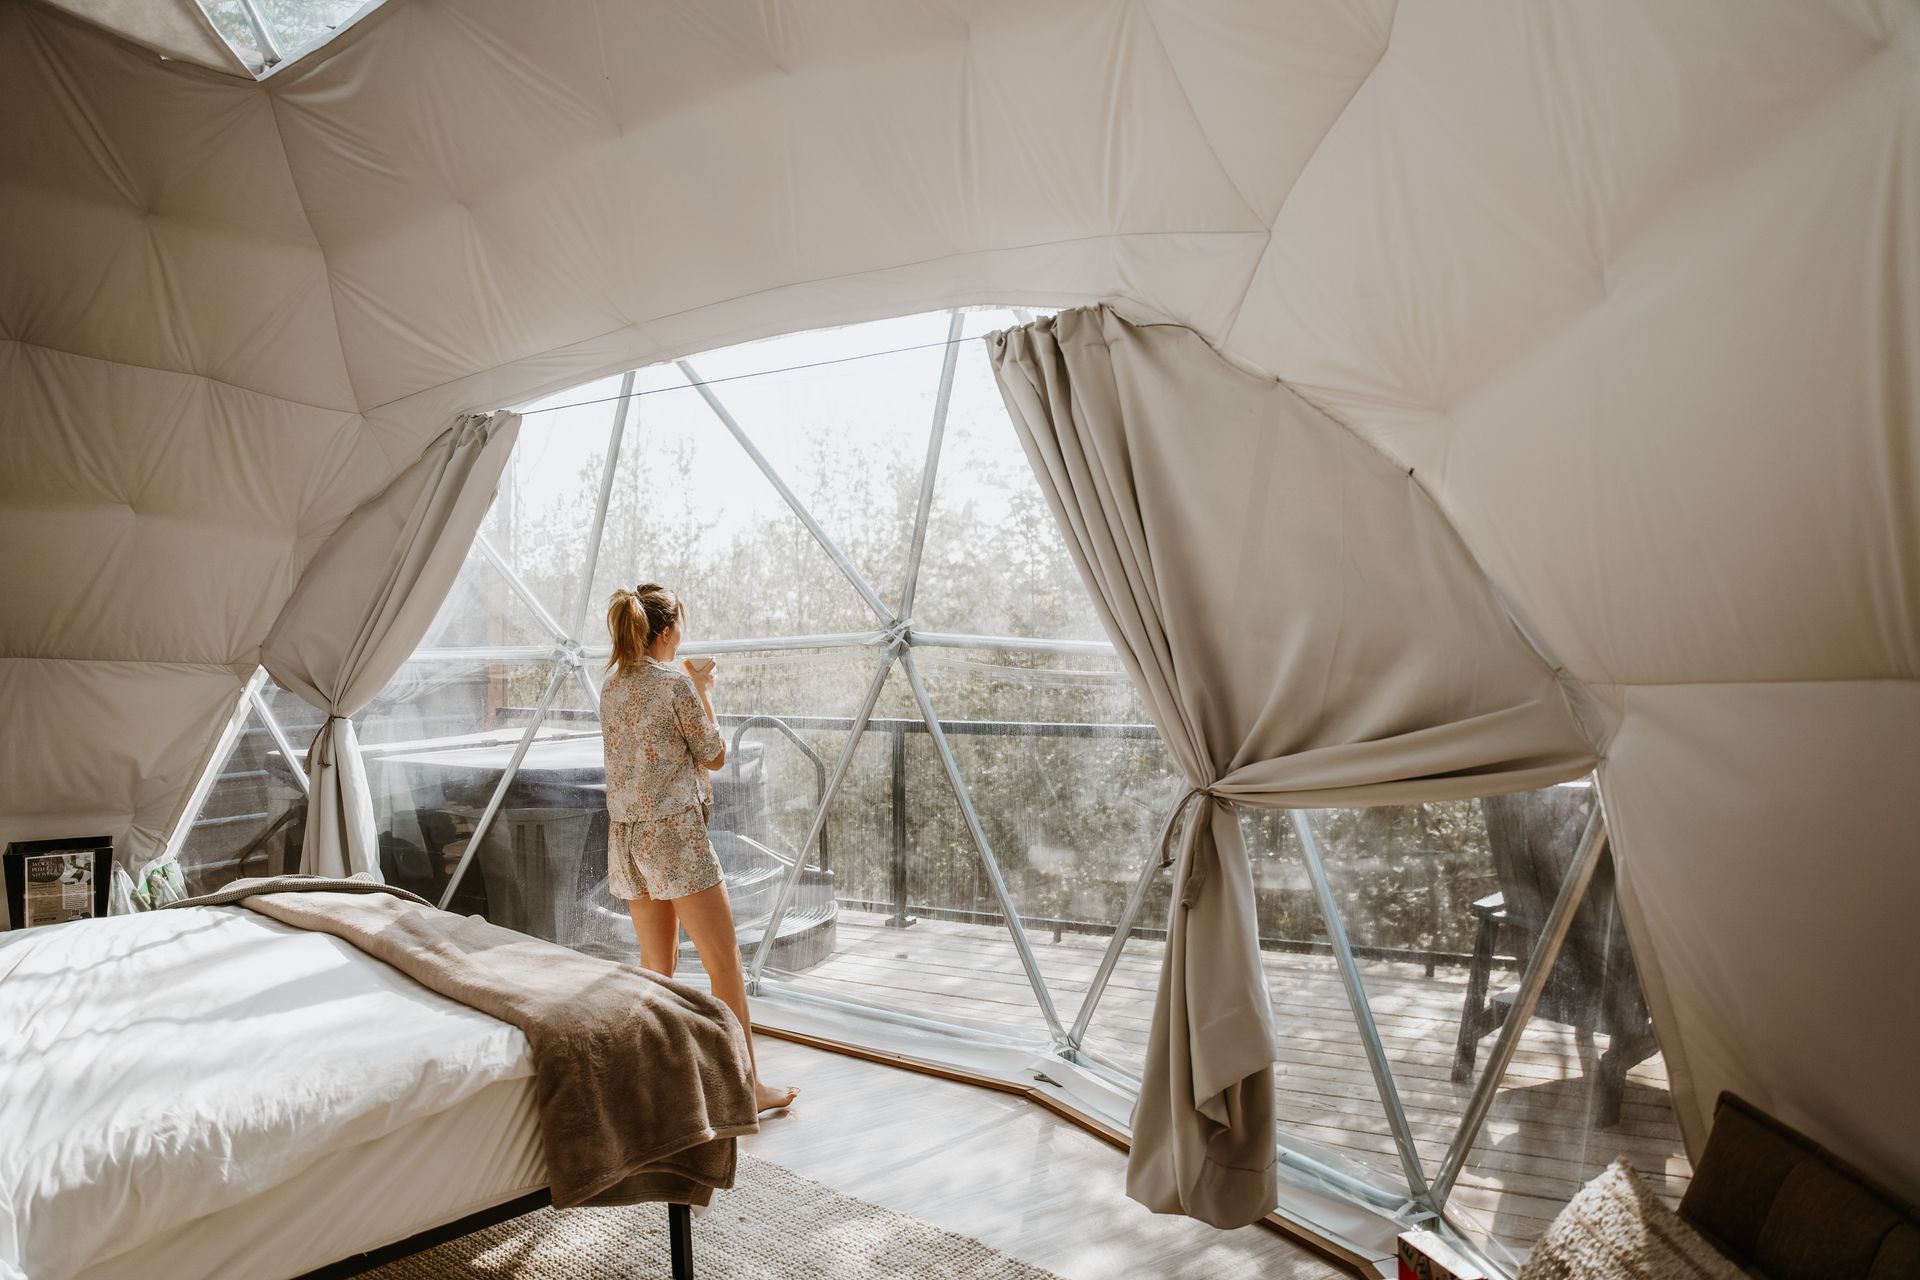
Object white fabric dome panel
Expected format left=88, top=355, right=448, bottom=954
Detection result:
left=270, top=0, right=1274, bottom=412
left=0, top=657, right=244, bottom=886
left=1232, top=0, right=1918, bottom=688
left=0, top=4, right=356, bottom=410
left=1602, top=679, right=1920, bottom=1198
left=1138, top=0, right=1394, bottom=225
left=0, top=342, right=384, bottom=664
left=1429, top=50, right=1919, bottom=689
left=38, top=0, right=247, bottom=75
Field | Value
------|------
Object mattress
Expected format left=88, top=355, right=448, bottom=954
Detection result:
left=77, top=1076, right=547, bottom=1280
left=0, top=905, right=544, bottom=1280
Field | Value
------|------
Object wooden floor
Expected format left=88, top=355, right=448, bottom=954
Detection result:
left=759, top=910, right=1692, bottom=1264
left=743, top=1035, right=1349, bottom=1279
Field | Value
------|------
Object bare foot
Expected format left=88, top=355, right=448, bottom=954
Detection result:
left=756, top=1081, right=799, bottom=1114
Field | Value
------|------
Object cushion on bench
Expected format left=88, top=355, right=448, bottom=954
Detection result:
left=1678, top=1093, right=1920, bottom=1280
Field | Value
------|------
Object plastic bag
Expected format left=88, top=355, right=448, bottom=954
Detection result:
left=144, top=860, right=187, bottom=908
left=108, top=863, right=138, bottom=915
left=122, top=859, right=188, bottom=911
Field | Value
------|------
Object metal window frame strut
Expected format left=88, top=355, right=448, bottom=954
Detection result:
left=568, top=369, right=638, bottom=640
left=475, top=531, right=574, bottom=645
left=898, top=648, right=1068, bottom=1045
left=1292, top=808, right=1435, bottom=1206
left=898, top=310, right=965, bottom=623
left=249, top=679, right=309, bottom=795
left=745, top=643, right=903, bottom=987
left=1429, top=803, right=1610, bottom=1206
left=436, top=659, right=575, bottom=909
left=676, top=357, right=895, bottom=627
left=161, top=667, right=272, bottom=867
left=1067, top=803, right=1176, bottom=1046
left=233, top=0, right=283, bottom=65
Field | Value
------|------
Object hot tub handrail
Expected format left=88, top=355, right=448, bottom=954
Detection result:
left=727, top=714, right=830, bottom=870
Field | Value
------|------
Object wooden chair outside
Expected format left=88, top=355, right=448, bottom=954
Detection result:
left=1451, top=785, right=1659, bottom=1127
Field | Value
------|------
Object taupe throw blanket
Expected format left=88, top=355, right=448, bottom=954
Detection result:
left=167, top=875, right=757, bottom=1207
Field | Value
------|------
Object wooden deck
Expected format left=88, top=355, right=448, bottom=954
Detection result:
left=763, top=909, right=1691, bottom=1263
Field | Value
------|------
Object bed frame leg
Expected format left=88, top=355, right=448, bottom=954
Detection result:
left=669, top=1202, right=694, bottom=1280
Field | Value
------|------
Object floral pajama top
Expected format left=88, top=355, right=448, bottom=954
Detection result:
left=600, top=657, right=727, bottom=901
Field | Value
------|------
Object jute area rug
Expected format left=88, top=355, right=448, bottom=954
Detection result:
left=366, top=1154, right=1068, bottom=1279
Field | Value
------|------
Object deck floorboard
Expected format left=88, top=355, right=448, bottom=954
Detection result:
left=755, top=909, right=1692, bottom=1261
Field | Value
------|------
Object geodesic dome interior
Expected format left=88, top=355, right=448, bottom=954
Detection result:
left=2, top=1, right=1915, bottom=1268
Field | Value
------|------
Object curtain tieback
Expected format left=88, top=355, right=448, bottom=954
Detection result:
left=1160, top=785, right=1236, bottom=907
left=305, top=714, right=348, bottom=771
left=1157, top=785, right=1220, bottom=868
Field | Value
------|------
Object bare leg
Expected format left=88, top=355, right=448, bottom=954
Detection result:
left=627, top=897, right=680, bottom=978
left=673, top=879, right=799, bottom=1113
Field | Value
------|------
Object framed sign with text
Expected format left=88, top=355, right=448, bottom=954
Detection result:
left=4, top=835, right=114, bottom=930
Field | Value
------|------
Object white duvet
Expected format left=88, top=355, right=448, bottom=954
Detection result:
left=0, top=905, right=533, bottom=1280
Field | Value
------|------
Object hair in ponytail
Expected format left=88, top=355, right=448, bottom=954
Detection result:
left=606, top=582, right=682, bottom=675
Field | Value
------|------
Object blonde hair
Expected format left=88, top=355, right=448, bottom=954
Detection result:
left=606, top=582, right=681, bottom=675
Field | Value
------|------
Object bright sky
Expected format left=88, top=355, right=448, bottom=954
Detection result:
left=502, top=307, right=1046, bottom=569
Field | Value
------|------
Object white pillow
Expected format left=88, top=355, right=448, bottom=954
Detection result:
left=1519, top=1159, right=1747, bottom=1280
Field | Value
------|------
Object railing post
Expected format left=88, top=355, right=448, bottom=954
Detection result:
left=887, top=723, right=913, bottom=929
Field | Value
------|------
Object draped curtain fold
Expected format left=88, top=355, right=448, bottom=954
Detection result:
left=260, top=411, right=522, bottom=879
left=987, top=307, right=1595, bottom=1227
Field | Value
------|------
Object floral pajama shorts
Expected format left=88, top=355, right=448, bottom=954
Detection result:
left=607, top=812, right=723, bottom=902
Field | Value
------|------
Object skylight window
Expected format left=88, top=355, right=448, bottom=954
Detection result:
left=199, top=0, right=379, bottom=76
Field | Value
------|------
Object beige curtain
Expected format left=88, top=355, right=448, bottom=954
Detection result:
left=988, top=307, right=1595, bottom=1227
left=261, top=412, right=521, bottom=879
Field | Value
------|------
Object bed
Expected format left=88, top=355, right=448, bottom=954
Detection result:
left=0, top=880, right=752, bottom=1280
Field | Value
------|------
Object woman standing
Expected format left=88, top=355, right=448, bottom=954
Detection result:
left=602, top=582, right=798, bottom=1114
